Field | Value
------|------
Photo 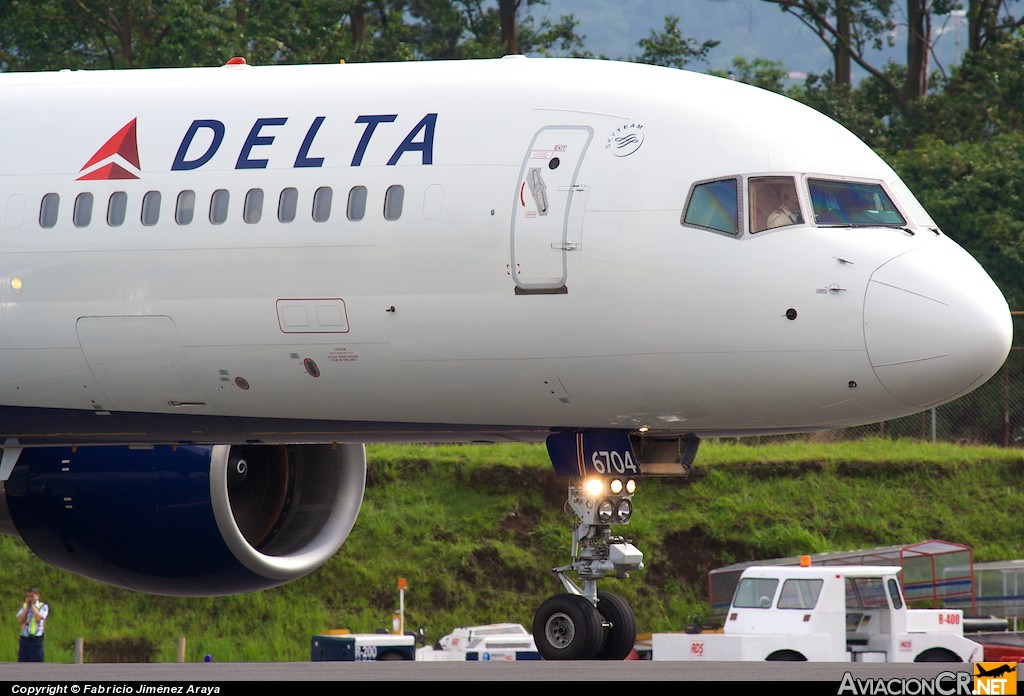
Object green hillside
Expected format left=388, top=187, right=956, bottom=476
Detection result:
left=2, top=438, right=1022, bottom=663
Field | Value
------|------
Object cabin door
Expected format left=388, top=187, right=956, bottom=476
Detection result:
left=511, top=126, right=592, bottom=293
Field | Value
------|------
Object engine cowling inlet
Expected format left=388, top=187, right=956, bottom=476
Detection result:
left=0, top=443, right=365, bottom=595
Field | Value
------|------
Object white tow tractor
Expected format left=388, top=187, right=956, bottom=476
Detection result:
left=653, top=561, right=984, bottom=663
left=311, top=623, right=541, bottom=662
left=416, top=623, right=542, bottom=661
left=311, top=630, right=417, bottom=662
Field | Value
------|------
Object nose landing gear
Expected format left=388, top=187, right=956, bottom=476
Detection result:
left=532, top=477, right=642, bottom=660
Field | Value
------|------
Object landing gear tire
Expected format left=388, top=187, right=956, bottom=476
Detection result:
left=594, top=591, right=637, bottom=661
left=533, top=594, right=604, bottom=660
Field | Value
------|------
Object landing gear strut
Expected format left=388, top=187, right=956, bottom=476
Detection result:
left=532, top=477, right=642, bottom=660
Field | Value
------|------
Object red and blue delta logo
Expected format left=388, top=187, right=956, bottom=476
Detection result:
left=76, top=119, right=141, bottom=181
left=74, top=112, right=439, bottom=181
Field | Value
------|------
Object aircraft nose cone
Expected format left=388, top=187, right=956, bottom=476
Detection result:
left=864, top=244, right=1012, bottom=408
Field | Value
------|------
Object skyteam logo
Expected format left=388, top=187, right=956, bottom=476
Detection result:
left=77, top=119, right=141, bottom=180
left=605, top=123, right=644, bottom=157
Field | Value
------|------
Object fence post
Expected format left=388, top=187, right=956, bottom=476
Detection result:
left=177, top=636, right=186, bottom=663
left=1006, top=360, right=1011, bottom=447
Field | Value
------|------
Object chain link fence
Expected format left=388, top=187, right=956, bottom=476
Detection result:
left=741, top=312, right=1024, bottom=447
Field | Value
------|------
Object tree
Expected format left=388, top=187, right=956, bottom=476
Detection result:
left=904, top=0, right=931, bottom=101
left=788, top=67, right=902, bottom=148
left=0, top=1, right=586, bottom=70
left=709, top=56, right=790, bottom=92
left=762, top=0, right=897, bottom=90
left=404, top=0, right=584, bottom=60
left=910, top=33, right=1024, bottom=142
left=0, top=0, right=235, bottom=70
left=764, top=0, right=968, bottom=109
left=889, top=133, right=1024, bottom=310
left=630, top=15, right=719, bottom=69
left=965, top=0, right=1024, bottom=52
left=882, top=35, right=1024, bottom=317
left=234, top=1, right=417, bottom=65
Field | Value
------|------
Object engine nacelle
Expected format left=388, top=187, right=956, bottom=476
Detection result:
left=0, top=443, right=365, bottom=595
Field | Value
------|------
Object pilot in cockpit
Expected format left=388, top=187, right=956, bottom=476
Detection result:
left=767, top=188, right=802, bottom=228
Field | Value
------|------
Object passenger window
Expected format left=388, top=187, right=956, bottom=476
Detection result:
left=73, top=193, right=94, bottom=228
left=141, top=191, right=161, bottom=226
left=347, top=186, right=367, bottom=221
left=384, top=185, right=404, bottom=221
left=107, top=192, right=127, bottom=226
left=210, top=189, right=230, bottom=224
left=749, top=176, right=801, bottom=233
left=176, top=190, right=196, bottom=225
left=682, top=179, right=737, bottom=235
left=244, top=188, right=264, bottom=224
left=312, top=186, right=332, bottom=222
left=39, top=193, right=60, bottom=228
left=279, top=188, right=298, bottom=223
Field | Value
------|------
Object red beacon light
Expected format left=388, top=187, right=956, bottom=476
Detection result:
left=800, top=555, right=811, bottom=567
left=225, top=57, right=247, bottom=66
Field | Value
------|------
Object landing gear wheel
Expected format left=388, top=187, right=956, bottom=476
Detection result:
left=533, top=594, right=603, bottom=660
left=594, top=591, right=637, bottom=660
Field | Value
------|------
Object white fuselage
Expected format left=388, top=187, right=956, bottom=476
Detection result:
left=0, top=57, right=1011, bottom=445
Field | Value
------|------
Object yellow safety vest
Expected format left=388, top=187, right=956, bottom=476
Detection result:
left=23, top=601, right=43, bottom=637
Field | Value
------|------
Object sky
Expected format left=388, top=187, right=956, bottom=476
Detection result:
left=535, top=0, right=970, bottom=83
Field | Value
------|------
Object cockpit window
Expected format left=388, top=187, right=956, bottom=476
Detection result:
left=749, top=176, right=802, bottom=233
left=682, top=178, right=738, bottom=235
left=808, top=178, right=906, bottom=226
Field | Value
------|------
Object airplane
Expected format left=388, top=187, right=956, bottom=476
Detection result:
left=976, top=664, right=1017, bottom=678
left=0, top=55, right=1012, bottom=661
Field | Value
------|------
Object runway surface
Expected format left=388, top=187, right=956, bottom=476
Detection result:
left=0, top=660, right=1007, bottom=683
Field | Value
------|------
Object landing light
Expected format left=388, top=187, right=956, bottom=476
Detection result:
left=596, top=498, right=633, bottom=524
left=583, top=477, right=636, bottom=524
left=615, top=499, right=633, bottom=523
left=585, top=478, right=637, bottom=498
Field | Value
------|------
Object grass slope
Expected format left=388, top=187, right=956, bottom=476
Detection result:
left=1, top=439, right=1022, bottom=663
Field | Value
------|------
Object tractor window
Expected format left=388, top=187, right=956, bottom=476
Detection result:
left=888, top=578, right=904, bottom=609
left=733, top=578, right=779, bottom=609
left=778, top=578, right=823, bottom=609
left=846, top=577, right=890, bottom=609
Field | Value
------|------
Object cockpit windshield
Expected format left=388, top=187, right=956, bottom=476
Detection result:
left=808, top=178, right=906, bottom=227
left=681, top=174, right=908, bottom=237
